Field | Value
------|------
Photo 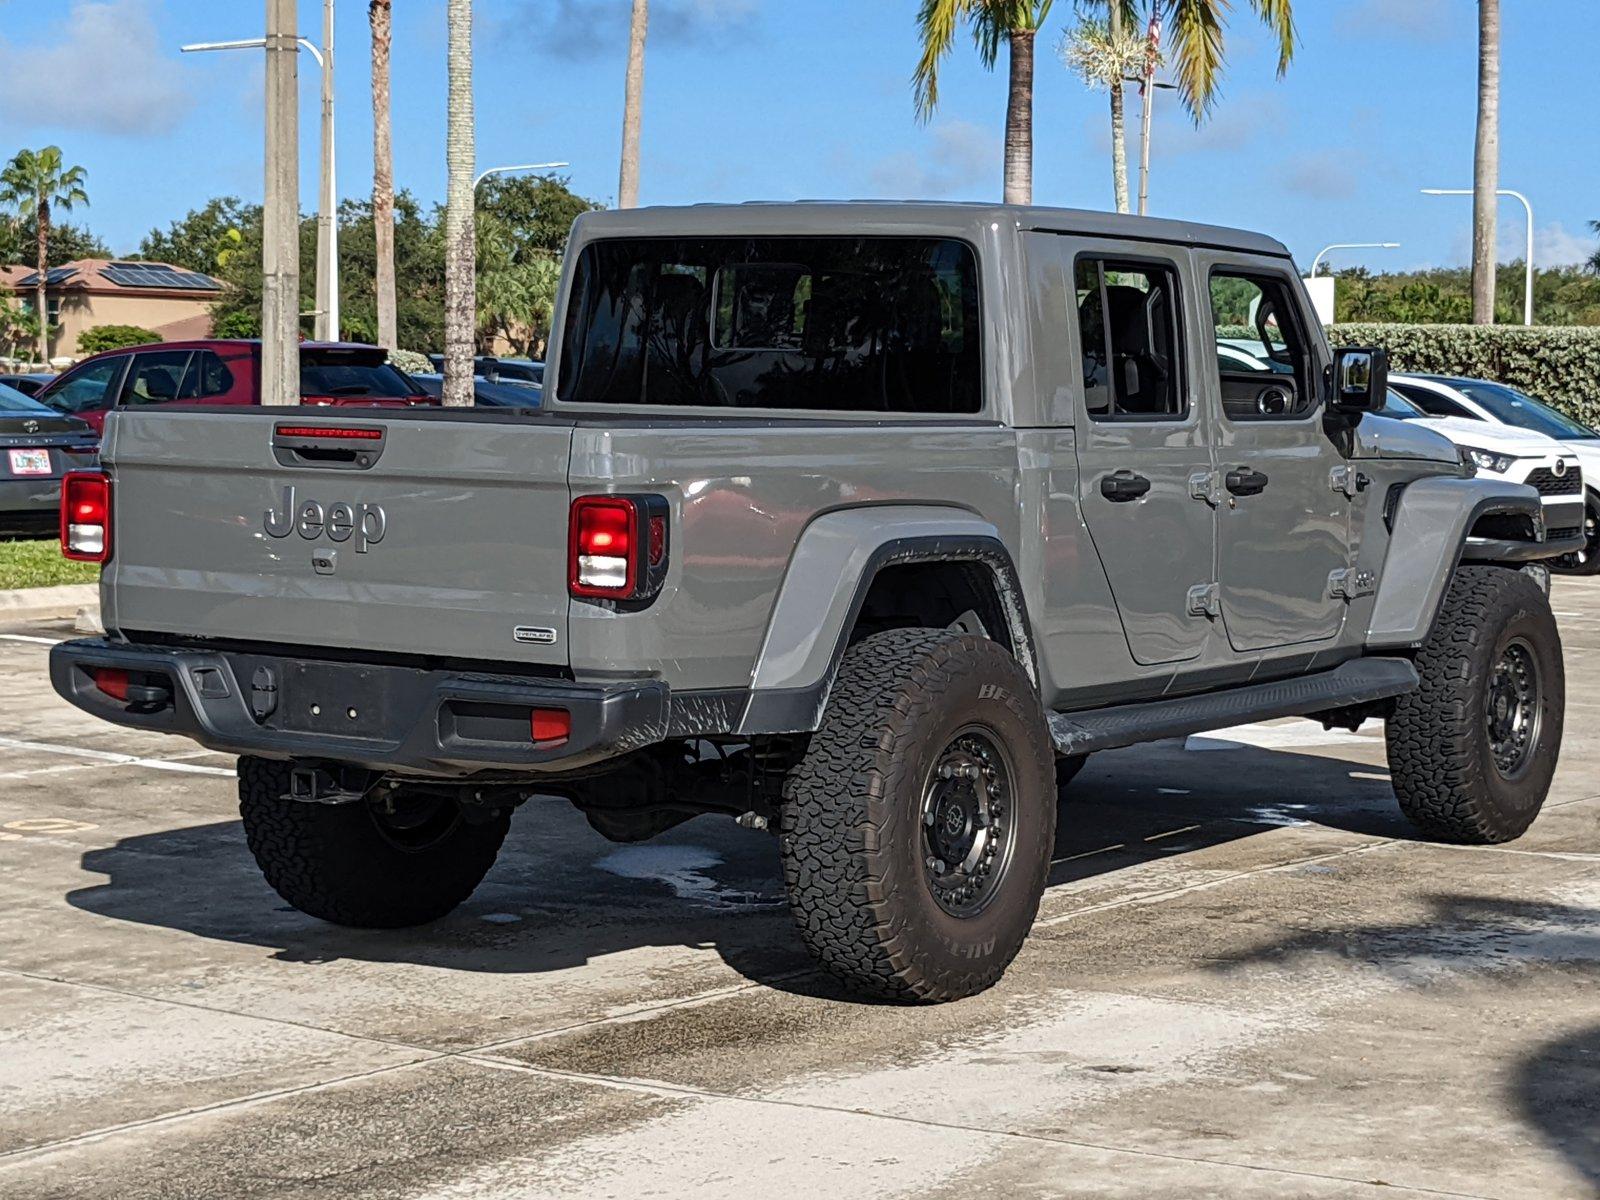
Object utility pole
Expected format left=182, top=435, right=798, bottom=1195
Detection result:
left=262, top=0, right=300, bottom=406
left=314, top=0, right=339, bottom=341
left=619, top=0, right=648, bottom=208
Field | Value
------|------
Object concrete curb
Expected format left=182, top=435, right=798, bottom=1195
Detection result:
left=0, top=583, right=99, bottom=625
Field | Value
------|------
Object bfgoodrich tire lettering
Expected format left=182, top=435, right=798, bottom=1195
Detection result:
left=778, top=629, right=1055, bottom=1002
left=1386, top=566, right=1564, bottom=844
left=238, top=757, right=509, bottom=927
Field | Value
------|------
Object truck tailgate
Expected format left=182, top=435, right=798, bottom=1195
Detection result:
left=101, top=411, right=575, bottom=667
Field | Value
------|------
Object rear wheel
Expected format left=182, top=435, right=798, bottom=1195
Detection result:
left=238, top=757, right=509, bottom=927
left=1386, top=567, right=1564, bottom=844
left=779, top=629, right=1055, bottom=1003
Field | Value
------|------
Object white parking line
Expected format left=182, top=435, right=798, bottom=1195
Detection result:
left=0, top=633, right=65, bottom=645
left=0, top=734, right=234, bottom=778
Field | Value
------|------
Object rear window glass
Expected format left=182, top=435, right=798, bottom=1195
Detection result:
left=558, top=237, right=981, bottom=413
left=300, top=358, right=415, bottom=399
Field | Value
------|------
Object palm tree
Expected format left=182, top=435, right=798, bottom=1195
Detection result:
left=442, top=0, right=475, bottom=406
left=1059, top=13, right=1143, bottom=212
left=1587, top=221, right=1600, bottom=276
left=914, top=0, right=1054, bottom=205
left=1074, top=1, right=1295, bottom=213
left=619, top=0, right=649, bottom=208
left=0, top=147, right=89, bottom=364
left=370, top=0, right=398, bottom=350
left=1472, top=0, right=1499, bottom=325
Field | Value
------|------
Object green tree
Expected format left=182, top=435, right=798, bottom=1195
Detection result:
left=0, top=146, right=90, bottom=363
left=138, top=197, right=253, bottom=272
left=1587, top=220, right=1599, bottom=275
left=473, top=174, right=600, bottom=354
left=914, top=0, right=1056, bottom=204
left=78, top=325, right=161, bottom=354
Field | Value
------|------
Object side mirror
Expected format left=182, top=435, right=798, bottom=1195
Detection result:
left=1330, top=347, right=1388, bottom=415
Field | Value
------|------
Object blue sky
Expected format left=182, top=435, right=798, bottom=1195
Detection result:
left=1, top=0, right=1595, bottom=274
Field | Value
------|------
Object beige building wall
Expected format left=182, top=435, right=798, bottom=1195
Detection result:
left=52, top=293, right=214, bottom=360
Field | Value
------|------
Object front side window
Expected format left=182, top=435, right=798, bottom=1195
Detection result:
left=40, top=356, right=126, bottom=415
left=1074, top=258, right=1184, bottom=419
left=558, top=236, right=981, bottom=413
left=1209, top=272, right=1314, bottom=419
left=121, top=351, right=193, bottom=406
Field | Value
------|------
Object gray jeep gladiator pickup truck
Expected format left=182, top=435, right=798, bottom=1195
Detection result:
left=52, top=203, right=1575, bottom=1003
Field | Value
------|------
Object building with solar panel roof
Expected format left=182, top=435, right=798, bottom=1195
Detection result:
left=7, top=259, right=223, bottom=363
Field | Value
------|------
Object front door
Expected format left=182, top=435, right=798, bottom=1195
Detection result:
left=1070, top=249, right=1215, bottom=666
left=1200, top=256, right=1351, bottom=653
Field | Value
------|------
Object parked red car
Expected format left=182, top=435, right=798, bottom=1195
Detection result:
left=34, top=340, right=436, bottom=434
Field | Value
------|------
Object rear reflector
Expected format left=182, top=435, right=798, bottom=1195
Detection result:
left=61, top=471, right=111, bottom=563
left=91, top=667, right=129, bottom=701
left=530, top=707, right=571, bottom=744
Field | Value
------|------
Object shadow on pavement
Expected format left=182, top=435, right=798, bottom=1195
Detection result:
left=1206, top=893, right=1600, bottom=1193
left=66, top=738, right=1414, bottom=998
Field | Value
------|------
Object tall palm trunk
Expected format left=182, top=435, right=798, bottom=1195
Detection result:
left=1108, top=5, right=1129, bottom=214
left=1003, top=28, right=1035, bottom=205
left=1472, top=0, right=1500, bottom=325
left=370, top=0, right=397, bottom=350
left=33, top=196, right=47, bottom=364
left=619, top=0, right=648, bottom=208
left=442, top=0, right=475, bottom=406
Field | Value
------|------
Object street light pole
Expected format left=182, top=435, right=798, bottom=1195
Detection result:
left=183, top=21, right=339, bottom=340
left=1309, top=242, right=1401, bottom=277
left=1421, top=187, right=1535, bottom=325
left=473, top=162, right=570, bottom=191
left=261, top=0, right=299, bottom=407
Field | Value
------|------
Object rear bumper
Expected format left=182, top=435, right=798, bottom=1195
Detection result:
left=0, top=475, right=63, bottom=525
left=49, top=639, right=669, bottom=778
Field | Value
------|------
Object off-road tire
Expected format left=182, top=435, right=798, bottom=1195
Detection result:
left=1386, top=566, right=1564, bottom=844
left=779, top=629, right=1055, bottom=1003
left=238, top=757, right=510, bottom=927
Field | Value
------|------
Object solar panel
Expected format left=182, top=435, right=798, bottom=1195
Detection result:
left=17, top=267, right=78, bottom=287
left=102, top=262, right=222, bottom=292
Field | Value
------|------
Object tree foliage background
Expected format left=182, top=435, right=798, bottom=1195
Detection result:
left=134, top=174, right=599, bottom=353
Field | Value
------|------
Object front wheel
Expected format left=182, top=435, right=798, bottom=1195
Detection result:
left=779, top=629, right=1055, bottom=1003
left=1552, top=492, right=1600, bottom=576
left=238, top=758, right=509, bottom=927
left=1386, top=566, right=1564, bottom=844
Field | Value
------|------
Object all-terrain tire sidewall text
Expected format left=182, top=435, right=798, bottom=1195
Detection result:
left=1386, top=566, right=1565, bottom=844
left=779, top=629, right=1055, bottom=1003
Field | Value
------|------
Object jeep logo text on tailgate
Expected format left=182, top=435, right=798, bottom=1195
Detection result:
left=264, top=486, right=387, bottom=552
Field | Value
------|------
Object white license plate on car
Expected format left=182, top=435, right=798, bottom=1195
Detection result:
left=8, top=449, right=51, bottom=476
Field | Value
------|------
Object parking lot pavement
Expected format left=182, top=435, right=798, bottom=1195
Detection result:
left=0, top=584, right=1597, bottom=1200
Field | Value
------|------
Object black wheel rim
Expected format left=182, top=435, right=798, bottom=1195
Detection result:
left=920, top=728, right=1017, bottom=919
left=367, top=791, right=462, bottom=853
left=1486, top=638, right=1542, bottom=780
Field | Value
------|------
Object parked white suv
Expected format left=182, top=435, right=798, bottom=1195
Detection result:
left=1376, top=388, right=1586, bottom=556
left=1390, top=373, right=1599, bottom=572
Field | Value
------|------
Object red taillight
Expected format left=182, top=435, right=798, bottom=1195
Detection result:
left=569, top=497, right=638, bottom=598
left=91, top=667, right=129, bottom=701
left=568, top=494, right=670, bottom=602
left=530, top=707, right=571, bottom=744
left=61, top=471, right=111, bottom=563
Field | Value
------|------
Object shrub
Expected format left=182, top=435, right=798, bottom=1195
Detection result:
left=1329, top=323, right=1600, bottom=428
left=76, top=324, right=160, bottom=355
left=389, top=348, right=432, bottom=376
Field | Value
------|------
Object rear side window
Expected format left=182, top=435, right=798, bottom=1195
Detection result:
left=558, top=236, right=981, bottom=413
left=1074, top=258, right=1185, bottom=419
left=121, top=351, right=192, bottom=406
left=180, top=351, right=235, bottom=399
left=1393, top=383, right=1475, bottom=419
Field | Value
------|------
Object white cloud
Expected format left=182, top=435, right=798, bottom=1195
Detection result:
left=866, top=121, right=999, bottom=199
left=1529, top=220, right=1596, bottom=269
left=1337, top=0, right=1459, bottom=42
left=1282, top=149, right=1366, bottom=200
left=0, top=0, right=194, bottom=137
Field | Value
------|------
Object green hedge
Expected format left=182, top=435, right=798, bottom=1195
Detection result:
left=1328, top=323, right=1600, bottom=427
left=76, top=324, right=160, bottom=355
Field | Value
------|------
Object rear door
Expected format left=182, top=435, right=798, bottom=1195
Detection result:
left=1068, top=244, right=1216, bottom=666
left=1198, top=254, right=1350, bottom=652
left=102, top=410, right=576, bottom=666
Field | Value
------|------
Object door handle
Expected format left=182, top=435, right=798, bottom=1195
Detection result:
left=1100, top=471, right=1152, bottom=503
left=1224, top=467, right=1269, bottom=498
